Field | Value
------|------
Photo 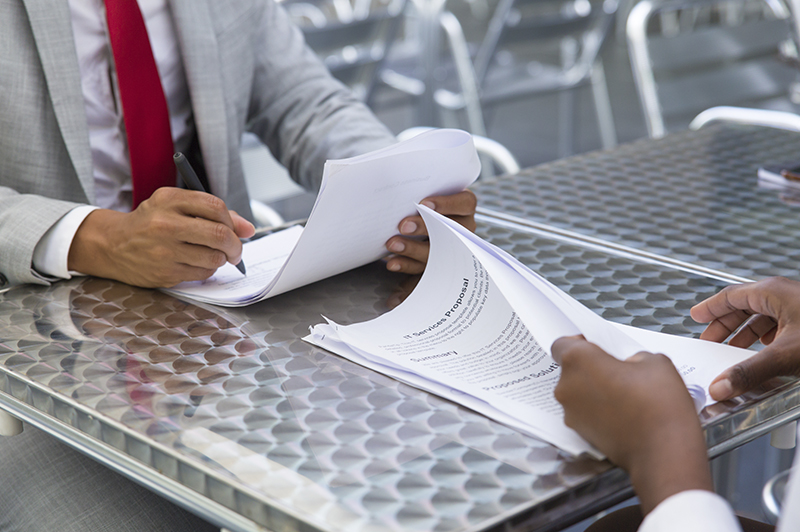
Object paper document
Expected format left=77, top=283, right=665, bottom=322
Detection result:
left=163, top=129, right=481, bottom=306
left=305, top=206, right=754, bottom=457
left=758, top=162, right=800, bottom=192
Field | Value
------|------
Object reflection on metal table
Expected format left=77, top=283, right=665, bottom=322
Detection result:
left=474, top=123, right=800, bottom=282
left=1, top=218, right=800, bottom=531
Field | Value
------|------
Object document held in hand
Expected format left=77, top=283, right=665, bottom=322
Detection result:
left=163, top=129, right=481, bottom=306
left=305, top=206, right=755, bottom=458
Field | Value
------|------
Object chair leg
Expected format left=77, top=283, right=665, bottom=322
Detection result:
left=0, top=408, right=23, bottom=436
left=415, top=0, right=447, bottom=126
left=557, top=89, right=577, bottom=158
left=438, top=11, right=488, bottom=138
left=615, top=0, right=637, bottom=42
left=590, top=61, right=618, bottom=150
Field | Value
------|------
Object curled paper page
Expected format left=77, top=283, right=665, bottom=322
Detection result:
left=306, top=206, right=755, bottom=457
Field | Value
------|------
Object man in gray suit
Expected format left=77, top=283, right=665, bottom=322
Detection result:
left=0, top=0, right=476, bottom=290
left=0, top=0, right=476, bottom=530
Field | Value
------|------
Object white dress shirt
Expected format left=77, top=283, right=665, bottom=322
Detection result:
left=639, top=490, right=743, bottom=532
left=33, top=0, right=193, bottom=278
left=640, top=424, right=800, bottom=531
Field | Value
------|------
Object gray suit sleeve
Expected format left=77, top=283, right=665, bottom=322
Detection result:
left=244, top=0, right=397, bottom=191
left=0, top=187, right=82, bottom=287
left=0, top=0, right=95, bottom=288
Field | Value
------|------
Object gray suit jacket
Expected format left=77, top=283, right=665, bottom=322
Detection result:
left=0, top=0, right=395, bottom=287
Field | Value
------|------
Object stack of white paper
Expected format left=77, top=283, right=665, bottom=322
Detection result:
left=758, top=164, right=800, bottom=192
left=163, top=129, right=481, bottom=306
left=305, top=206, right=754, bottom=457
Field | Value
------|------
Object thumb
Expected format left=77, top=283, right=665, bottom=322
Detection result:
left=230, top=211, right=255, bottom=239
left=550, top=335, right=587, bottom=365
left=625, top=350, right=660, bottom=363
left=709, top=338, right=800, bottom=401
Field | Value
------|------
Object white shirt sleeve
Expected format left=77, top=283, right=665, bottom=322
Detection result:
left=638, top=490, right=742, bottom=532
left=32, top=206, right=99, bottom=279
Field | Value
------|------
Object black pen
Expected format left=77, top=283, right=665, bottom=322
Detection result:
left=173, top=152, right=247, bottom=276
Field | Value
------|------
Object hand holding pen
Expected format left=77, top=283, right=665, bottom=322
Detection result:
left=174, top=152, right=247, bottom=276
left=67, top=155, right=254, bottom=287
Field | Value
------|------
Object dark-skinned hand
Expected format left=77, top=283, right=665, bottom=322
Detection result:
left=384, top=190, right=477, bottom=274
left=690, top=276, right=800, bottom=401
left=552, top=336, right=713, bottom=514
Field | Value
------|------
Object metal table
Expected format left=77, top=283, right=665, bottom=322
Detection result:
left=1, top=220, right=799, bottom=532
left=474, top=123, right=800, bottom=282
left=2, top=123, right=800, bottom=531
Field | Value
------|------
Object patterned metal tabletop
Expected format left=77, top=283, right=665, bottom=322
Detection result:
left=1, top=222, right=798, bottom=532
left=473, top=123, right=800, bottom=281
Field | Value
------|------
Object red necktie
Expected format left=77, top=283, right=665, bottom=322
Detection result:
left=105, top=0, right=176, bottom=209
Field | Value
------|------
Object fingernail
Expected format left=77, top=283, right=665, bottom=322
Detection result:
left=400, top=221, right=417, bottom=234
left=387, top=261, right=401, bottom=272
left=388, top=240, right=405, bottom=253
left=709, top=378, right=734, bottom=401
left=421, top=201, right=435, bottom=210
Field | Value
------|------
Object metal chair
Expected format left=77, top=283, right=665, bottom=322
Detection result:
left=433, top=0, right=619, bottom=157
left=289, top=0, right=408, bottom=106
left=240, top=133, right=302, bottom=229
left=690, top=105, right=800, bottom=131
left=763, top=467, right=792, bottom=524
left=627, top=0, right=799, bottom=138
left=375, top=6, right=491, bottom=136
left=761, top=422, right=796, bottom=524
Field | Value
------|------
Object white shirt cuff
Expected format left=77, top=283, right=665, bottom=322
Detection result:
left=639, top=490, right=742, bottom=532
left=32, top=206, right=99, bottom=279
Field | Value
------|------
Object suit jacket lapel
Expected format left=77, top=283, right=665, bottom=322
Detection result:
left=169, top=0, right=230, bottom=200
left=22, top=0, right=95, bottom=202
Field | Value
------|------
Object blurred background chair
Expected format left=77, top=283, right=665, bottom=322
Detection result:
left=763, top=466, right=792, bottom=524
left=435, top=0, right=619, bottom=157
left=690, top=105, right=800, bottom=131
left=376, top=0, right=619, bottom=158
left=627, top=0, right=800, bottom=138
left=241, top=0, right=409, bottom=224
left=296, top=0, right=409, bottom=105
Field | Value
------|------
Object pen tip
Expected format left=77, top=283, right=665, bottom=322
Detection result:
left=236, top=261, right=247, bottom=276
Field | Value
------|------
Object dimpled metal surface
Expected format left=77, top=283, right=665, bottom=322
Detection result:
left=474, top=124, right=800, bottom=280
left=2, top=227, right=800, bottom=531
left=473, top=222, right=728, bottom=336
left=0, top=265, right=611, bottom=532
